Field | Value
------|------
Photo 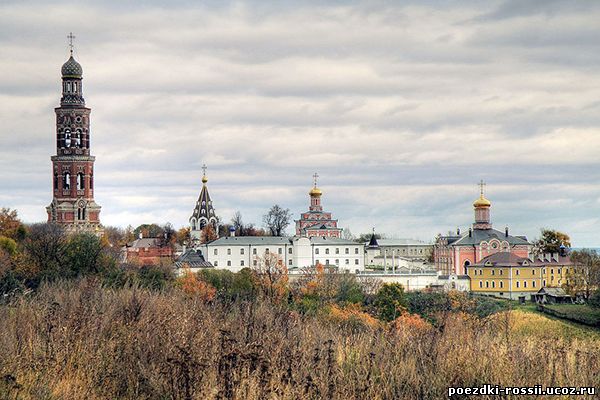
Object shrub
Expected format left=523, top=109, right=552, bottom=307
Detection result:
left=374, top=283, right=407, bottom=322
left=588, top=288, right=600, bottom=308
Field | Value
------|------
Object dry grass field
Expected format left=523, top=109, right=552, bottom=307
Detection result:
left=0, top=280, right=599, bottom=400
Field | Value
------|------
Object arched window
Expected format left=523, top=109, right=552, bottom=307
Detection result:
left=77, top=173, right=84, bottom=190
left=63, top=172, right=70, bottom=190
left=74, top=130, right=81, bottom=147
left=64, top=129, right=71, bottom=148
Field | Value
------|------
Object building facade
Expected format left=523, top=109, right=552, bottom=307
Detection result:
left=190, top=165, right=218, bottom=243
left=197, top=236, right=364, bottom=273
left=434, top=183, right=530, bottom=275
left=46, top=47, right=101, bottom=233
left=468, top=251, right=575, bottom=299
left=295, top=174, right=342, bottom=238
left=364, top=233, right=433, bottom=271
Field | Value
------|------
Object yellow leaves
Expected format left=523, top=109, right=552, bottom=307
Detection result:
left=391, top=312, right=432, bottom=334
left=177, top=267, right=216, bottom=301
left=327, top=303, right=380, bottom=330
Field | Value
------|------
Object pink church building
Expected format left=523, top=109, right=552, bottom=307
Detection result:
left=295, top=174, right=342, bottom=238
left=434, top=183, right=531, bottom=275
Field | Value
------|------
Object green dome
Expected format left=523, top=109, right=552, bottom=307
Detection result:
left=61, top=56, right=82, bottom=78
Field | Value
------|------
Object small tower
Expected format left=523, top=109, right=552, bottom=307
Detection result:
left=309, top=172, right=323, bottom=212
left=473, top=180, right=492, bottom=230
left=190, top=164, right=218, bottom=243
left=294, top=173, right=342, bottom=238
left=46, top=33, right=102, bottom=233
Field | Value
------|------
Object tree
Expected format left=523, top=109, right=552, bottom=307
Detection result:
left=566, top=249, right=600, bottom=299
left=23, top=223, right=68, bottom=283
left=263, top=205, right=292, bottom=237
left=231, top=211, right=244, bottom=235
left=202, top=224, right=218, bottom=243
left=103, top=226, right=127, bottom=247
left=0, top=208, right=26, bottom=242
left=175, top=227, right=191, bottom=246
left=342, top=228, right=355, bottom=241
left=253, top=252, right=288, bottom=302
left=64, top=233, right=106, bottom=277
left=356, top=232, right=384, bottom=243
left=134, top=224, right=164, bottom=239
left=533, top=229, right=571, bottom=254
left=374, top=283, right=407, bottom=322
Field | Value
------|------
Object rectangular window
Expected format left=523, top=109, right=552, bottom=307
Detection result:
left=326, top=259, right=330, bottom=265
left=265, top=248, right=269, bottom=254
left=253, top=260, right=257, bottom=266
left=253, top=248, right=257, bottom=255
left=315, top=248, right=320, bottom=254
left=288, top=248, right=292, bottom=254
left=227, top=248, right=231, bottom=255
left=240, top=248, right=245, bottom=255
left=345, top=259, right=349, bottom=265
left=345, top=248, right=349, bottom=254
left=241, top=260, right=245, bottom=266
left=278, top=248, right=283, bottom=255
left=335, top=259, right=339, bottom=264
left=214, top=261, right=218, bottom=267
left=355, top=259, right=359, bottom=265
left=288, top=259, right=292, bottom=265
left=227, top=260, right=231, bottom=266
left=335, top=248, right=339, bottom=254
left=325, top=249, right=330, bottom=255
left=214, top=249, right=218, bottom=256
left=355, top=248, right=359, bottom=254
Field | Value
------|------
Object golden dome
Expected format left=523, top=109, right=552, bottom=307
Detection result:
left=309, top=186, right=322, bottom=196
left=473, top=194, right=491, bottom=208
left=202, top=175, right=208, bottom=184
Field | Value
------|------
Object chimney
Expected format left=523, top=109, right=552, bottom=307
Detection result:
left=138, top=232, right=143, bottom=239
left=229, top=226, right=236, bottom=237
left=456, top=227, right=461, bottom=235
left=505, top=226, right=509, bottom=237
left=468, top=228, right=472, bottom=238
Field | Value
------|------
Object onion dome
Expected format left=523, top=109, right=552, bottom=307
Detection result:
left=202, top=174, right=208, bottom=185
left=473, top=194, right=491, bottom=208
left=61, top=56, right=83, bottom=78
left=309, top=186, right=322, bottom=196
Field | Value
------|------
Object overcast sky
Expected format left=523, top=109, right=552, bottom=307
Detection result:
left=1, top=0, right=600, bottom=245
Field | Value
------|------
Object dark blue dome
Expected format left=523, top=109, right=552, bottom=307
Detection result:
left=61, top=56, right=82, bottom=78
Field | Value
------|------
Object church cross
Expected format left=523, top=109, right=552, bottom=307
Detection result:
left=479, top=179, right=486, bottom=197
left=313, top=172, right=319, bottom=187
left=202, top=164, right=207, bottom=176
left=67, top=32, right=76, bottom=55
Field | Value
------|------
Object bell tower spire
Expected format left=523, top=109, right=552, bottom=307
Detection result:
left=473, top=180, right=492, bottom=230
left=47, top=36, right=102, bottom=233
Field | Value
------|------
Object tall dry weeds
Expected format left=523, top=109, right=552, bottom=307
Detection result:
left=0, top=280, right=598, bottom=399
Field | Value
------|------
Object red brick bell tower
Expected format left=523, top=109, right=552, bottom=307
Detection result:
left=46, top=34, right=102, bottom=233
